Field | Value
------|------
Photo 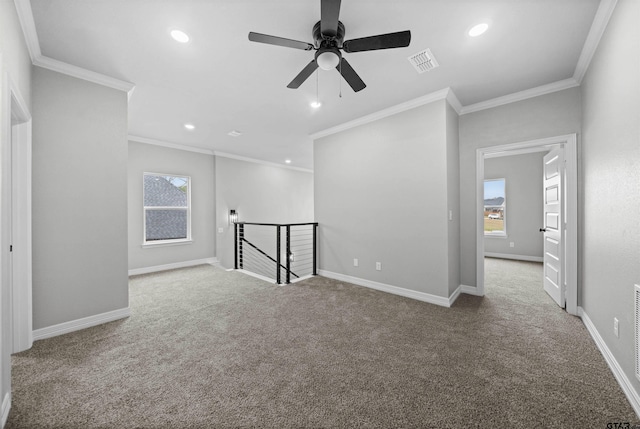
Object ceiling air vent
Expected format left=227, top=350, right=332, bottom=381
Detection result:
left=408, top=49, right=439, bottom=74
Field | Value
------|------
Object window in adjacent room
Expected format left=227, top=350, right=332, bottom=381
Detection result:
left=143, top=173, right=191, bottom=244
left=484, top=178, right=506, bottom=236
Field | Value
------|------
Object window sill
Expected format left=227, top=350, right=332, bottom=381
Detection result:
left=142, top=239, right=193, bottom=248
left=484, top=232, right=507, bottom=238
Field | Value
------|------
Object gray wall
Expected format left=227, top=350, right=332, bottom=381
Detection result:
left=458, top=87, right=582, bottom=288
left=0, top=0, right=33, bottom=421
left=215, top=157, right=314, bottom=269
left=32, top=67, right=129, bottom=330
left=484, top=152, right=545, bottom=259
left=314, top=100, right=458, bottom=298
left=581, top=0, right=640, bottom=400
left=128, top=142, right=216, bottom=270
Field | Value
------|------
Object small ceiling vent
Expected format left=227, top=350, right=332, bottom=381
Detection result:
left=408, top=49, right=439, bottom=74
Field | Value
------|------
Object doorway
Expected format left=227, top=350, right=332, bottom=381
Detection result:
left=475, top=134, right=577, bottom=315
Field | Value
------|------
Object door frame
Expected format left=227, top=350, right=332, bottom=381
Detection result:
left=475, top=134, right=577, bottom=315
left=2, top=71, right=33, bottom=353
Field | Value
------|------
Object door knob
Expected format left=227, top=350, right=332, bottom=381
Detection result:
left=539, top=228, right=546, bottom=232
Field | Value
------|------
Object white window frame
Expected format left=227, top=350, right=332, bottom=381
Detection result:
left=142, top=172, right=192, bottom=246
left=484, top=178, right=506, bottom=238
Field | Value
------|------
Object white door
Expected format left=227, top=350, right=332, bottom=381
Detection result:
left=542, top=147, right=564, bottom=307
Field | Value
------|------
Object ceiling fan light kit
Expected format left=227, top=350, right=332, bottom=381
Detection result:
left=248, top=0, right=411, bottom=93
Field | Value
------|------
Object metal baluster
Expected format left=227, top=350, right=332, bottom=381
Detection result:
left=312, top=223, right=318, bottom=276
left=276, top=226, right=281, bottom=285
left=286, top=225, right=291, bottom=284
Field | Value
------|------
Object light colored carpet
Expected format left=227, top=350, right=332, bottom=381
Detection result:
left=6, top=258, right=638, bottom=428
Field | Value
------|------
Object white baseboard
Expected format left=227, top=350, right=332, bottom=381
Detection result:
left=236, top=269, right=276, bottom=284
left=579, top=307, right=640, bottom=418
left=1, top=392, right=10, bottom=428
left=235, top=270, right=315, bottom=285
left=448, top=285, right=462, bottom=306
left=460, top=284, right=484, bottom=296
left=33, top=307, right=130, bottom=341
left=484, top=252, right=543, bottom=262
left=318, top=270, right=452, bottom=307
left=128, top=257, right=218, bottom=276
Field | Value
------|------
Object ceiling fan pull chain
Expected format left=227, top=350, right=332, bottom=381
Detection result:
left=339, top=60, right=343, bottom=98
left=316, top=69, right=320, bottom=105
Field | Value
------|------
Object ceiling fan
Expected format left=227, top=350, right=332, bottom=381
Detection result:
left=248, top=0, right=411, bottom=92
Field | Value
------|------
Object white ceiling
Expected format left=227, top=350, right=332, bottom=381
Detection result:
left=28, top=0, right=601, bottom=170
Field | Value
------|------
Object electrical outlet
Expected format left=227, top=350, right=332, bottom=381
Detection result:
left=376, top=262, right=382, bottom=271
left=510, top=242, right=515, bottom=248
left=614, top=318, right=619, bottom=338
left=353, top=258, right=358, bottom=267
left=218, top=227, right=224, bottom=233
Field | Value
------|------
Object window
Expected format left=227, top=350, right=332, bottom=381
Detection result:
left=484, top=178, right=506, bottom=236
left=143, top=173, right=191, bottom=244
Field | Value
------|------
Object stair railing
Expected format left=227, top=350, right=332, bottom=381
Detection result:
left=234, top=222, right=318, bottom=284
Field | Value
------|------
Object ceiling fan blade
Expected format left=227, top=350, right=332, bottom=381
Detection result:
left=336, top=58, right=366, bottom=92
left=248, top=32, right=314, bottom=51
left=287, top=60, right=319, bottom=89
left=320, top=0, right=341, bottom=38
left=342, top=30, right=411, bottom=53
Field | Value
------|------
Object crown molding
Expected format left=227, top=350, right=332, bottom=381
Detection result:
left=310, top=87, right=456, bottom=140
left=213, top=151, right=313, bottom=173
left=446, top=90, right=463, bottom=115
left=14, top=0, right=41, bottom=61
left=34, top=55, right=135, bottom=96
left=128, top=135, right=215, bottom=155
left=459, top=78, right=580, bottom=115
left=129, top=135, right=313, bottom=173
left=15, top=0, right=136, bottom=96
left=573, top=0, right=618, bottom=83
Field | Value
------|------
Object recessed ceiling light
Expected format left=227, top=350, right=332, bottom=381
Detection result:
left=468, top=23, right=489, bottom=37
left=184, top=123, right=195, bottom=130
left=310, top=101, right=322, bottom=109
left=285, top=159, right=292, bottom=164
left=170, top=30, right=190, bottom=43
left=228, top=130, right=242, bottom=137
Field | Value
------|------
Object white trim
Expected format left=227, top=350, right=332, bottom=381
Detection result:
left=5, top=73, right=34, bottom=353
left=14, top=0, right=41, bottom=61
left=33, top=55, right=135, bottom=96
left=580, top=308, right=640, bottom=418
left=128, top=136, right=313, bottom=173
left=1, top=392, right=10, bottom=428
left=213, top=151, right=314, bottom=174
left=573, top=0, right=618, bottom=83
left=461, top=284, right=483, bottom=296
left=310, top=87, right=456, bottom=140
left=459, top=78, right=580, bottom=115
left=318, top=270, right=453, bottom=308
left=14, top=0, right=136, bottom=96
left=290, top=274, right=315, bottom=284
left=32, top=307, right=130, bottom=341
left=484, top=253, right=543, bottom=263
left=234, top=271, right=316, bottom=285
left=448, top=285, right=462, bottom=306
left=446, top=90, right=463, bottom=115
left=128, top=257, right=218, bottom=276
left=129, top=135, right=215, bottom=155
left=476, top=134, right=579, bottom=316
left=141, top=239, right=193, bottom=248
left=236, top=269, right=278, bottom=285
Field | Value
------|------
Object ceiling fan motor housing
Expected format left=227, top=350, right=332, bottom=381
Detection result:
left=313, top=21, right=345, bottom=48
